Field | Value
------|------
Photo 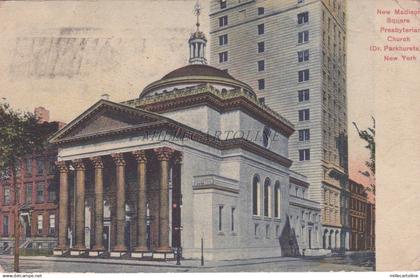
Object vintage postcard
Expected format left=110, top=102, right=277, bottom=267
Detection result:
left=0, top=0, right=419, bottom=276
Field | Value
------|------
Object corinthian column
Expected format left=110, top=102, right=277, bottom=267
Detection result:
left=111, top=153, right=127, bottom=252
left=155, top=147, right=173, bottom=252
left=56, top=161, right=69, bottom=251
left=91, top=156, right=105, bottom=252
left=132, top=150, right=148, bottom=252
left=73, top=159, right=86, bottom=251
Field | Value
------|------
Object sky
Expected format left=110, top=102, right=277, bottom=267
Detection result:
left=0, top=0, right=375, bottom=183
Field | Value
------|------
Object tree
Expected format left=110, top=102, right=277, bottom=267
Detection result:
left=0, top=99, right=55, bottom=272
left=353, top=116, right=376, bottom=195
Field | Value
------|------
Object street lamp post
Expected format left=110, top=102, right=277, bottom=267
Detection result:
left=174, top=225, right=183, bottom=266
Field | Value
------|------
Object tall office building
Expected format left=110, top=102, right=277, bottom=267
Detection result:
left=209, top=0, right=350, bottom=249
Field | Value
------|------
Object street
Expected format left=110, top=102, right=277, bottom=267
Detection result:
left=0, top=253, right=375, bottom=272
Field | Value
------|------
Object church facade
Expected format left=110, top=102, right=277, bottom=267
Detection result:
left=49, top=17, right=324, bottom=260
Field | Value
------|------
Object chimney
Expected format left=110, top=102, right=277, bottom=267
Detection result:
left=101, top=93, right=110, bottom=100
left=34, top=107, right=50, bottom=123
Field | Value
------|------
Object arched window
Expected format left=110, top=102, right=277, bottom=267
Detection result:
left=262, top=127, right=271, bottom=148
left=263, top=178, right=271, bottom=217
left=274, top=181, right=281, bottom=218
left=252, top=175, right=260, bottom=216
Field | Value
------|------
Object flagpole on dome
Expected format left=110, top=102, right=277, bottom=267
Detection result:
left=188, top=0, right=207, bottom=65
left=195, top=0, right=201, bottom=32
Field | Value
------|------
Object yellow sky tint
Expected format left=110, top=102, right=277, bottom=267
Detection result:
left=0, top=0, right=372, bottom=178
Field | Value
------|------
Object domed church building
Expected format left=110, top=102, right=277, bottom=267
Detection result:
left=49, top=11, right=323, bottom=260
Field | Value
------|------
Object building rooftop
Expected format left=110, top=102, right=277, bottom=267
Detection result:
left=162, top=64, right=234, bottom=81
left=123, top=83, right=295, bottom=133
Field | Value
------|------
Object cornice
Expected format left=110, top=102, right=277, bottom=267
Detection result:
left=322, top=179, right=343, bottom=191
left=140, top=75, right=255, bottom=99
left=132, top=89, right=294, bottom=137
left=290, top=176, right=310, bottom=188
left=52, top=109, right=293, bottom=168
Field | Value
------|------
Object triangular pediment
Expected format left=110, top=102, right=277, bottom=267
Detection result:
left=66, top=110, right=138, bottom=138
left=49, top=100, right=168, bottom=144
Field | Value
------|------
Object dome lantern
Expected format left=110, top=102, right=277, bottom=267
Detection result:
left=188, top=0, right=207, bottom=65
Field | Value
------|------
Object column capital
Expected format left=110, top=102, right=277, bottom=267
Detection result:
left=154, top=147, right=174, bottom=161
left=132, top=150, right=147, bottom=163
left=111, top=153, right=126, bottom=166
left=72, top=159, right=85, bottom=171
left=173, top=152, right=183, bottom=165
left=56, top=161, right=69, bottom=173
left=90, top=156, right=104, bottom=169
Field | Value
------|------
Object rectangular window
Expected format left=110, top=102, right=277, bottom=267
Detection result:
left=24, top=158, right=32, bottom=177
left=254, top=224, right=258, bottom=236
left=231, top=207, right=235, bottom=232
left=220, top=0, right=227, bottom=9
left=219, top=51, right=228, bottom=63
left=265, top=224, right=270, bottom=238
left=15, top=164, right=21, bottom=178
left=238, top=9, right=246, bottom=20
left=3, top=187, right=10, bottom=205
left=298, top=89, right=310, bottom=102
left=218, top=205, right=223, bottom=232
left=49, top=214, right=56, bottom=235
left=219, top=16, right=228, bottom=27
left=258, top=7, right=265, bottom=15
left=37, top=214, right=43, bottom=234
left=48, top=186, right=57, bottom=202
left=297, top=12, right=309, bottom=24
left=36, top=183, right=44, bottom=203
left=258, top=41, right=265, bottom=53
left=298, top=129, right=310, bottom=141
left=298, top=31, right=309, bottom=43
left=298, top=109, right=310, bottom=121
left=36, top=159, right=44, bottom=176
left=258, top=79, right=265, bottom=90
left=298, top=69, right=310, bottom=82
left=219, top=34, right=228, bottom=46
left=299, top=149, right=311, bottom=161
left=258, top=24, right=265, bottom=35
left=257, top=60, right=265, bottom=71
left=25, top=184, right=32, bottom=204
left=47, top=159, right=55, bottom=175
left=3, top=215, right=9, bottom=236
left=0, top=168, right=9, bottom=180
left=298, top=49, right=310, bottom=62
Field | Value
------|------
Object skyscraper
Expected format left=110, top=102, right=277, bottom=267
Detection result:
left=210, top=0, right=350, bottom=250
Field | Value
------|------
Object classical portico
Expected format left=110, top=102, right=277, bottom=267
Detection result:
left=53, top=147, right=182, bottom=259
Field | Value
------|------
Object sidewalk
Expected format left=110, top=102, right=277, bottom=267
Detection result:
left=0, top=255, right=305, bottom=269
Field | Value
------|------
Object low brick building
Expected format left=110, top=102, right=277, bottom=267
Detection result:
left=0, top=111, right=62, bottom=252
left=349, top=178, right=374, bottom=251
